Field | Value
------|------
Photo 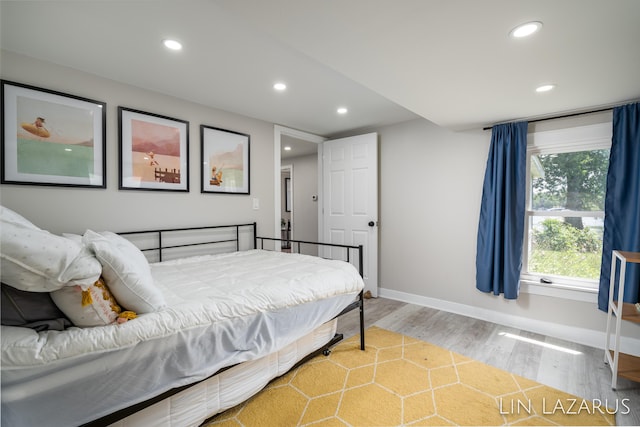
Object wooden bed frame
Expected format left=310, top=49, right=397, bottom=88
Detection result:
left=81, top=222, right=365, bottom=427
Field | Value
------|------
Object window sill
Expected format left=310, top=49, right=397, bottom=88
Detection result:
left=520, top=278, right=598, bottom=303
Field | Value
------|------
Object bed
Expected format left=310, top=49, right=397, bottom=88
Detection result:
left=0, top=207, right=365, bottom=427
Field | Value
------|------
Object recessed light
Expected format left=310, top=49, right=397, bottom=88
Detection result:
left=274, top=82, right=287, bottom=91
left=162, top=39, right=182, bottom=50
left=536, top=84, right=556, bottom=93
left=284, top=146, right=292, bottom=151
left=510, top=21, right=542, bottom=38
left=337, top=107, right=348, bottom=114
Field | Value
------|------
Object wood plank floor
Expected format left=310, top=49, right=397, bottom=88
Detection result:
left=337, top=297, right=640, bottom=426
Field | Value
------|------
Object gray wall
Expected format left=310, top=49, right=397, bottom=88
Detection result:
left=378, top=118, right=487, bottom=302
left=0, top=50, right=275, bottom=236
left=281, top=153, right=318, bottom=256
left=289, top=153, right=318, bottom=243
left=280, top=169, right=291, bottom=226
left=376, top=115, right=637, bottom=347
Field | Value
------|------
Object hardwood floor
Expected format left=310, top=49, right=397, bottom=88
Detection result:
left=337, top=297, right=640, bottom=426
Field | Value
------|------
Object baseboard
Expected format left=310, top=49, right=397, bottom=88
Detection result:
left=378, top=287, right=640, bottom=357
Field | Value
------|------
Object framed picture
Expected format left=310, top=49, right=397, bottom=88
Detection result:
left=200, top=125, right=250, bottom=194
left=119, top=107, right=189, bottom=191
left=1, top=80, right=106, bottom=188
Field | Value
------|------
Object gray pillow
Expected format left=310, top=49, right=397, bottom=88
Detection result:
left=1, top=283, right=71, bottom=331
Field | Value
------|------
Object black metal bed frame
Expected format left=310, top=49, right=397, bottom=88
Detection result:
left=118, top=222, right=256, bottom=262
left=82, top=222, right=365, bottom=427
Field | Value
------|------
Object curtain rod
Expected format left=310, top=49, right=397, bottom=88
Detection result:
left=483, top=99, right=640, bottom=130
left=482, top=106, right=616, bottom=131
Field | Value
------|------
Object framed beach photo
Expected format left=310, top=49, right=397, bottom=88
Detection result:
left=200, top=125, right=250, bottom=194
left=118, top=107, right=189, bottom=191
left=1, top=80, right=106, bottom=188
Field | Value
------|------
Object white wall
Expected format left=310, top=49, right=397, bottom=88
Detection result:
left=376, top=116, right=638, bottom=349
left=0, top=50, right=275, bottom=235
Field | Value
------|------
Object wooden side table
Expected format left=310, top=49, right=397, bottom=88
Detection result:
left=604, top=250, right=640, bottom=389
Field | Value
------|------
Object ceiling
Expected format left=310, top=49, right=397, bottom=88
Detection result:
left=281, top=135, right=318, bottom=160
left=2, top=0, right=639, bottom=137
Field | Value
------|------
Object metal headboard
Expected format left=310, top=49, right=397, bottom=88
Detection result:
left=119, top=222, right=257, bottom=262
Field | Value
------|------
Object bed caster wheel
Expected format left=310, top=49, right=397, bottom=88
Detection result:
left=323, top=348, right=331, bottom=356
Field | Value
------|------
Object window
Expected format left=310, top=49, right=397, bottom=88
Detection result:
left=522, top=123, right=611, bottom=294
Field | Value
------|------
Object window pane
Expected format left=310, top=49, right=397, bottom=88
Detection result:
left=528, top=216, right=604, bottom=280
left=531, top=149, right=609, bottom=211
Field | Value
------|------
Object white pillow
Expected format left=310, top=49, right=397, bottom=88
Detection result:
left=0, top=211, right=102, bottom=292
left=82, top=230, right=166, bottom=313
left=0, top=206, right=39, bottom=229
left=51, top=278, right=121, bottom=327
left=62, top=233, right=83, bottom=244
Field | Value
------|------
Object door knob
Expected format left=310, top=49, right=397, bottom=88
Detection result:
left=368, top=221, right=375, bottom=227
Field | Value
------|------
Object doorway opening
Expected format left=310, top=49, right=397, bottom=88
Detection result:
left=280, top=165, right=292, bottom=252
left=273, top=126, right=379, bottom=295
left=273, top=126, right=326, bottom=251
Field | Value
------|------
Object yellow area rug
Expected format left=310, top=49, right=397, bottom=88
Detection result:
left=206, top=327, right=616, bottom=426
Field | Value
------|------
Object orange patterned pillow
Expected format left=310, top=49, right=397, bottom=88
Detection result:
left=51, top=277, right=130, bottom=327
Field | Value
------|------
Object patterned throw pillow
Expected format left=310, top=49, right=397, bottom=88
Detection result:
left=51, top=277, right=123, bottom=327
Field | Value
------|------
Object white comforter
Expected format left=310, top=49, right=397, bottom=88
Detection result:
left=1, top=249, right=364, bottom=427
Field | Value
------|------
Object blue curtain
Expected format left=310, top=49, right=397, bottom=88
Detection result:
left=476, top=121, right=528, bottom=299
left=598, top=102, right=640, bottom=311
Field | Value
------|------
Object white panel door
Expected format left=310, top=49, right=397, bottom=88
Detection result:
left=322, top=133, right=378, bottom=296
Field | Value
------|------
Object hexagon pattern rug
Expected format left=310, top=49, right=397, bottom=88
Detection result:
left=206, top=327, right=616, bottom=426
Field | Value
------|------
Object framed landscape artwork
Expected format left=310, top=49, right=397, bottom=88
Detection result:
left=200, top=125, right=250, bottom=194
left=119, top=107, right=189, bottom=191
left=1, top=80, right=106, bottom=188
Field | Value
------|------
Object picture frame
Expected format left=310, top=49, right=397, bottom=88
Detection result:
left=119, top=107, right=189, bottom=191
left=1, top=80, right=106, bottom=188
left=200, top=125, right=250, bottom=194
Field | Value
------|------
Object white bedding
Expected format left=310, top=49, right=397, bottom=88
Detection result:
left=1, top=249, right=364, bottom=427
left=110, top=320, right=339, bottom=427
